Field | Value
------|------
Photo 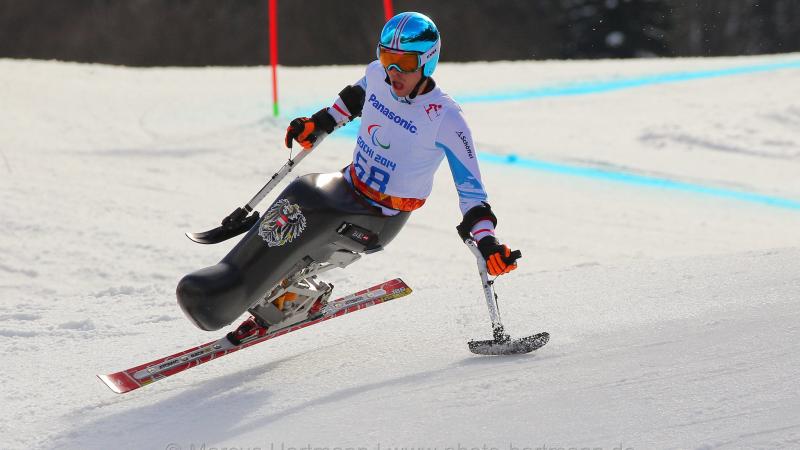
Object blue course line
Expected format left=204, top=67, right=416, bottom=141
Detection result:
left=479, top=153, right=800, bottom=211
left=454, top=58, right=800, bottom=103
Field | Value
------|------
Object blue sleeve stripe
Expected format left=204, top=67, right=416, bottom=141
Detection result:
left=436, top=142, right=488, bottom=202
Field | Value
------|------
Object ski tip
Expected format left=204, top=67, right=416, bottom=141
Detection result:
left=97, top=373, right=140, bottom=394
left=185, top=225, right=251, bottom=244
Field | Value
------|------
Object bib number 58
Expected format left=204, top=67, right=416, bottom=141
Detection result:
left=355, top=152, right=390, bottom=193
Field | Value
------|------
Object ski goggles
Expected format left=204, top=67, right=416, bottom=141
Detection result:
left=377, top=46, right=423, bottom=73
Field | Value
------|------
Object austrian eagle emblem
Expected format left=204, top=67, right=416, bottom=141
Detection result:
left=258, top=199, right=307, bottom=247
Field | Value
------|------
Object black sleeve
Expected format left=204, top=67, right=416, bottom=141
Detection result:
left=338, top=84, right=366, bottom=118
left=456, top=202, right=498, bottom=241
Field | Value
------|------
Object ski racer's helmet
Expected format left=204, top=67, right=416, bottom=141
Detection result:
left=377, top=12, right=441, bottom=78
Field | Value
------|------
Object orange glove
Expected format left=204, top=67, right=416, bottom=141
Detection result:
left=285, top=117, right=318, bottom=150
left=477, top=236, right=520, bottom=276
left=285, top=109, right=336, bottom=150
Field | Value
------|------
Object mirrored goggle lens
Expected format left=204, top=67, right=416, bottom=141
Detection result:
left=378, top=48, right=420, bottom=72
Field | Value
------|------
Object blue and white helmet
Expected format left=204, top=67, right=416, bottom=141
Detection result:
left=378, top=12, right=441, bottom=77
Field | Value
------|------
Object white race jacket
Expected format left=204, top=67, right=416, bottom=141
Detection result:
left=331, top=61, right=489, bottom=215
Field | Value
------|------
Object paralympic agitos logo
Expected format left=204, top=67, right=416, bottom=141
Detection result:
left=368, top=124, right=390, bottom=149
left=368, top=94, right=418, bottom=134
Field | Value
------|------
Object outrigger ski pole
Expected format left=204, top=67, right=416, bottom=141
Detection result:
left=186, top=138, right=324, bottom=245
left=462, top=239, right=549, bottom=355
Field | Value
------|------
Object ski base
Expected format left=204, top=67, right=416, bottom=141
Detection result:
left=468, top=332, right=549, bottom=356
left=98, top=278, right=412, bottom=394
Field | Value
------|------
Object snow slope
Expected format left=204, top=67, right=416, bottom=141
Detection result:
left=1, top=54, right=799, bottom=449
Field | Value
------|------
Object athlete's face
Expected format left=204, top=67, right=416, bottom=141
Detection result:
left=386, top=66, right=424, bottom=97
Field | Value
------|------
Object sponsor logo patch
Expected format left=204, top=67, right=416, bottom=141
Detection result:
left=369, top=94, right=418, bottom=134
left=425, top=103, right=443, bottom=121
left=258, top=199, right=307, bottom=247
left=456, top=131, right=475, bottom=159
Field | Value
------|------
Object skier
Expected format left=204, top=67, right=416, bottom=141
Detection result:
left=97, top=13, right=540, bottom=393
left=286, top=11, right=519, bottom=277
left=177, top=12, right=521, bottom=344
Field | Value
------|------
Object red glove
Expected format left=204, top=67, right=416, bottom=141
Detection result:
left=477, top=236, right=520, bottom=276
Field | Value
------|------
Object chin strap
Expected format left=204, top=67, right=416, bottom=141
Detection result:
left=408, top=75, right=428, bottom=99
left=410, top=73, right=436, bottom=99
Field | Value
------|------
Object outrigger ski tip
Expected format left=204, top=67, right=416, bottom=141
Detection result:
left=186, top=208, right=260, bottom=244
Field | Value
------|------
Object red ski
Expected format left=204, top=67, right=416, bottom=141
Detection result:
left=98, top=278, right=412, bottom=394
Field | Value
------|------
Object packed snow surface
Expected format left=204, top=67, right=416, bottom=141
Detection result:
left=1, top=54, right=799, bottom=449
